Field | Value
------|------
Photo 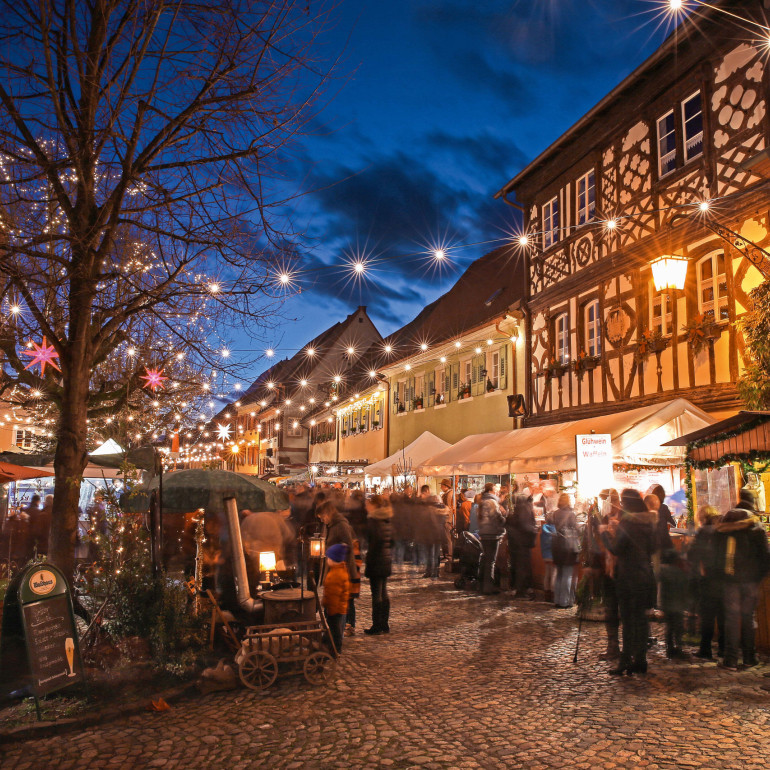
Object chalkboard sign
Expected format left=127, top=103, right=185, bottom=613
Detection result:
left=0, top=563, right=85, bottom=712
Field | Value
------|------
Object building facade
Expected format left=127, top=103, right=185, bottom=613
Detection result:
left=378, top=246, right=528, bottom=453
left=497, top=12, right=770, bottom=425
left=225, top=307, right=383, bottom=476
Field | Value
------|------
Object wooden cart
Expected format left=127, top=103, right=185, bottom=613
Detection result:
left=237, top=620, right=337, bottom=690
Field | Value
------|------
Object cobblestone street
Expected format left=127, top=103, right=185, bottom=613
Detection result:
left=3, top=570, right=770, bottom=769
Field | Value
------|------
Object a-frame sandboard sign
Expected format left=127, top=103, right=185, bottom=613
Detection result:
left=0, top=563, right=87, bottom=719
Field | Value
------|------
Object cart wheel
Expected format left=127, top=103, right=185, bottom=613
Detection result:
left=238, top=650, right=278, bottom=690
left=303, top=651, right=337, bottom=685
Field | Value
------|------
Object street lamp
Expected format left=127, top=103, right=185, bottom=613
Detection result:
left=651, top=255, right=688, bottom=291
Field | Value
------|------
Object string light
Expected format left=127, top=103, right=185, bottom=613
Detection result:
left=266, top=348, right=275, bottom=358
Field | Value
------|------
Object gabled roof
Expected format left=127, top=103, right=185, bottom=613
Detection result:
left=380, top=244, right=526, bottom=364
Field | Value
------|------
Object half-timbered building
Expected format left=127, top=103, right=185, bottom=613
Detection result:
left=497, top=3, right=770, bottom=425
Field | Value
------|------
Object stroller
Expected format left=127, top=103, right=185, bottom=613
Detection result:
left=454, top=531, right=482, bottom=590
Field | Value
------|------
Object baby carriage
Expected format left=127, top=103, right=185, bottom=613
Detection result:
left=454, top=531, right=483, bottom=590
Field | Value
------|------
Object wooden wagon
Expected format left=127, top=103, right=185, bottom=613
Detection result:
left=236, top=619, right=337, bottom=690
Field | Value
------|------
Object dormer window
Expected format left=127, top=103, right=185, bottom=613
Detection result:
left=543, top=196, right=560, bottom=248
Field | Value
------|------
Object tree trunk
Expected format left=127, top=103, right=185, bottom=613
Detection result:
left=49, top=360, right=91, bottom=581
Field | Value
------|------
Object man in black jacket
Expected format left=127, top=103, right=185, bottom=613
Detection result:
left=713, top=495, right=770, bottom=669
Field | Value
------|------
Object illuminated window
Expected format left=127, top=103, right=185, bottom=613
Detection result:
left=651, top=289, right=673, bottom=335
left=14, top=429, right=33, bottom=449
left=657, top=110, right=676, bottom=177
left=543, top=196, right=560, bottom=248
left=576, top=171, right=595, bottom=225
left=555, top=313, right=570, bottom=364
left=585, top=300, right=602, bottom=357
left=486, top=349, right=500, bottom=389
left=697, top=252, right=728, bottom=321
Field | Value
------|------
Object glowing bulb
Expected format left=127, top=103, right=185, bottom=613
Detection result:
left=353, top=262, right=365, bottom=274
left=306, top=347, right=315, bottom=356
left=279, top=272, right=290, bottom=284
left=486, top=339, right=493, bottom=346
left=405, top=364, right=411, bottom=371
left=292, top=421, right=299, bottom=429
left=221, top=348, right=230, bottom=358
left=267, top=382, right=275, bottom=389
left=669, top=0, right=683, bottom=10
left=127, top=347, right=136, bottom=357
left=420, top=343, right=428, bottom=351
left=9, top=304, right=20, bottom=314
left=605, top=218, right=617, bottom=230
left=434, top=249, right=445, bottom=260
left=518, top=235, right=529, bottom=247
left=208, top=283, right=220, bottom=294
left=454, top=341, right=461, bottom=349
left=347, top=346, right=355, bottom=355
left=474, top=347, right=482, bottom=354
left=384, top=344, right=393, bottom=353
left=334, top=375, right=341, bottom=383
left=369, top=370, right=377, bottom=378
left=699, top=200, right=710, bottom=212
left=266, top=348, right=275, bottom=357
left=440, top=356, right=446, bottom=363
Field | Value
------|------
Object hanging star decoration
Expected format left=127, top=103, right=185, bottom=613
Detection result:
left=216, top=423, right=232, bottom=441
left=21, top=337, right=61, bottom=375
left=140, top=367, right=168, bottom=392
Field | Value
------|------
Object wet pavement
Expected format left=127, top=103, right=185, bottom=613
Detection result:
left=2, top=567, right=770, bottom=768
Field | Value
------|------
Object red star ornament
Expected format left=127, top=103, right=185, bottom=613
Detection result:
left=140, top=367, right=168, bottom=391
left=21, top=337, right=61, bottom=375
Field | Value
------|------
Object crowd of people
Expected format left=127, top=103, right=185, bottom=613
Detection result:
left=289, top=478, right=770, bottom=682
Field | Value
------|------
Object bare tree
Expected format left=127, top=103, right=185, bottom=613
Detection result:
left=0, top=0, right=333, bottom=577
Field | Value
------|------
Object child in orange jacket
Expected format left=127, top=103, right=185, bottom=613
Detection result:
left=323, top=543, right=351, bottom=653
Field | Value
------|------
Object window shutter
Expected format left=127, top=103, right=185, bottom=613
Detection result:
left=451, top=364, right=459, bottom=399
left=427, top=371, right=435, bottom=406
left=445, top=370, right=451, bottom=398
left=472, top=353, right=485, bottom=396
left=500, top=346, right=507, bottom=389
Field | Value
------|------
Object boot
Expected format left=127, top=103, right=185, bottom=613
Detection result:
left=381, top=597, right=390, bottom=633
left=364, top=600, right=385, bottom=635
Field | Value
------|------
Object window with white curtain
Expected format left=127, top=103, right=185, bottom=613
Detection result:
left=585, top=300, right=601, bottom=357
left=555, top=313, right=570, bottom=364
left=697, top=252, right=728, bottom=321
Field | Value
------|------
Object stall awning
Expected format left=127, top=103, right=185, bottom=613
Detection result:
left=418, top=399, right=715, bottom=476
left=365, top=431, right=451, bottom=478
left=662, top=410, right=770, bottom=446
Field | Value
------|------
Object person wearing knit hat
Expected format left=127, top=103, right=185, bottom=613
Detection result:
left=600, top=488, right=657, bottom=676
left=322, top=543, right=351, bottom=654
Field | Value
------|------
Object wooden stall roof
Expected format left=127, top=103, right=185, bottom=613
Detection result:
left=663, top=412, right=770, bottom=447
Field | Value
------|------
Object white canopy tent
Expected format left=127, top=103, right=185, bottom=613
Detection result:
left=417, top=399, right=715, bottom=477
left=365, top=431, right=452, bottom=479
left=90, top=438, right=124, bottom=456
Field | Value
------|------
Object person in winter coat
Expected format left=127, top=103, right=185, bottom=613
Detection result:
left=712, top=492, right=770, bottom=669
left=551, top=494, right=579, bottom=608
left=317, top=500, right=357, bottom=586
left=322, top=543, right=351, bottom=654
left=687, top=505, right=724, bottom=660
left=364, top=495, right=394, bottom=635
left=601, top=488, right=657, bottom=675
left=506, top=495, right=537, bottom=598
left=478, top=483, right=505, bottom=594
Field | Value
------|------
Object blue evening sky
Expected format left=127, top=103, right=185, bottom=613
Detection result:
left=232, top=0, right=685, bottom=386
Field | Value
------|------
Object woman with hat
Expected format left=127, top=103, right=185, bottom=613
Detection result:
left=600, top=488, right=657, bottom=675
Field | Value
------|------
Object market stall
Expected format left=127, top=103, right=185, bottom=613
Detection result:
left=665, top=411, right=770, bottom=652
left=365, top=431, right=451, bottom=488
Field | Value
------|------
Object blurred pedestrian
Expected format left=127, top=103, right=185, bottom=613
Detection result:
left=713, top=491, right=770, bottom=670
left=688, top=505, right=724, bottom=660
left=478, top=483, right=504, bottom=595
left=506, top=494, right=537, bottom=599
left=659, top=548, right=690, bottom=659
left=552, top=493, right=579, bottom=608
left=601, top=488, right=657, bottom=675
left=364, top=494, right=393, bottom=635
left=345, top=537, right=363, bottom=637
